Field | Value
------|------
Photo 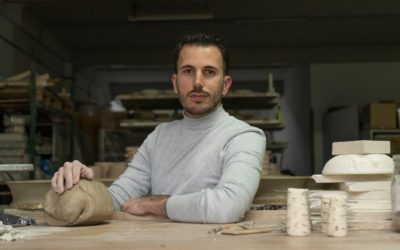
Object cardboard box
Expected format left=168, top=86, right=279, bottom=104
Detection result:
left=363, top=102, right=397, bottom=129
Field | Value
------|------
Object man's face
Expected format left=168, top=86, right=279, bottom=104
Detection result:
left=172, top=45, right=232, bottom=117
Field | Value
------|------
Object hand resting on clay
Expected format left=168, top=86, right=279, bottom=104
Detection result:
left=44, top=179, right=114, bottom=226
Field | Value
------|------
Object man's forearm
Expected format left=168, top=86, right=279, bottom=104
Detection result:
left=166, top=182, right=254, bottom=223
left=146, top=196, right=169, bottom=217
left=122, top=195, right=169, bottom=217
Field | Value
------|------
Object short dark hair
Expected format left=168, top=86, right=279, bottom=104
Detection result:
left=173, top=33, right=229, bottom=75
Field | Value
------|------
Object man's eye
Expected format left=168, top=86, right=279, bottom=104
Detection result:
left=204, top=70, right=216, bottom=76
left=182, top=69, right=193, bottom=74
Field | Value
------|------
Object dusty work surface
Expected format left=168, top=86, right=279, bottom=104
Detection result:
left=1, top=210, right=400, bottom=250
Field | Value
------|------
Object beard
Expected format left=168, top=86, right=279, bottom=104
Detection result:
left=177, top=84, right=224, bottom=117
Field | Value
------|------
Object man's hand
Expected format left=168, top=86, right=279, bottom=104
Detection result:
left=122, top=196, right=169, bottom=218
left=51, top=160, right=94, bottom=194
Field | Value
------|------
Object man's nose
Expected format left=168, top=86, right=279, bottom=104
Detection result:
left=194, top=71, right=204, bottom=87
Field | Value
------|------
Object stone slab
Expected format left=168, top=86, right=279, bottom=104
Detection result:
left=332, top=140, right=390, bottom=155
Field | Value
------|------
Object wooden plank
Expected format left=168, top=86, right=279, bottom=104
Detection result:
left=0, top=149, right=26, bottom=156
left=0, top=133, right=27, bottom=142
left=0, top=156, right=30, bottom=164
left=117, top=92, right=279, bottom=110
left=120, top=118, right=284, bottom=131
left=4, top=209, right=400, bottom=249
left=6, top=70, right=31, bottom=81
left=332, top=140, right=391, bottom=155
left=0, top=99, right=29, bottom=104
left=312, top=174, right=393, bottom=183
left=0, top=141, right=27, bottom=149
left=349, top=220, right=393, bottom=230
left=0, top=87, right=29, bottom=99
left=347, top=190, right=391, bottom=200
left=348, top=200, right=392, bottom=210
left=3, top=215, right=399, bottom=249
left=349, top=210, right=392, bottom=221
left=4, top=209, right=285, bottom=226
left=0, top=164, right=33, bottom=171
left=339, top=181, right=392, bottom=192
left=3, top=208, right=395, bottom=238
left=0, top=88, right=43, bottom=100
left=4, top=209, right=170, bottom=225
left=0, top=102, right=29, bottom=110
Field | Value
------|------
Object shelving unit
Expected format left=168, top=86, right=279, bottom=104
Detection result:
left=119, top=118, right=284, bottom=131
left=117, top=92, right=279, bottom=110
left=0, top=68, right=75, bottom=179
left=117, top=91, right=282, bottom=128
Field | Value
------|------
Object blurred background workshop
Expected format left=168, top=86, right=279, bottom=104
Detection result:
left=0, top=0, right=400, bottom=248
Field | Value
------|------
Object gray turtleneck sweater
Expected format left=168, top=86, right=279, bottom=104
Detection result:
left=108, top=105, right=266, bottom=223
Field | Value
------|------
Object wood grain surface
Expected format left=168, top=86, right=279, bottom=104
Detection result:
left=1, top=210, right=399, bottom=250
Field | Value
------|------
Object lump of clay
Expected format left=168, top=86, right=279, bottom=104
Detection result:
left=322, top=154, right=394, bottom=175
left=44, top=180, right=114, bottom=226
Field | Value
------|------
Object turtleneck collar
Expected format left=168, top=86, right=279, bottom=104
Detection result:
left=182, top=104, right=227, bottom=131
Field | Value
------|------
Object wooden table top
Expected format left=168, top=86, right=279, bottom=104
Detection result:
left=1, top=210, right=400, bottom=250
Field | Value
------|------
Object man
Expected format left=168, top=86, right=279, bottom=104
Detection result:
left=51, top=33, right=266, bottom=224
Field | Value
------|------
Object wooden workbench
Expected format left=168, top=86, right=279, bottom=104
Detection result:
left=1, top=210, right=400, bottom=250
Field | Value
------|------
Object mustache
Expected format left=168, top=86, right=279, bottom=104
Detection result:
left=188, top=86, right=210, bottom=96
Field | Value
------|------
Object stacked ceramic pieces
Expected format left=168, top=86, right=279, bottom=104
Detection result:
left=311, top=140, right=394, bottom=230
left=307, top=190, right=349, bottom=235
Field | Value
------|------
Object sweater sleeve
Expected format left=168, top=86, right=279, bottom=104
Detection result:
left=166, top=129, right=266, bottom=223
left=108, top=128, right=157, bottom=210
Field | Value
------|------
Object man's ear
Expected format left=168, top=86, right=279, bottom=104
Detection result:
left=172, top=74, right=178, bottom=94
left=222, top=75, right=232, bottom=96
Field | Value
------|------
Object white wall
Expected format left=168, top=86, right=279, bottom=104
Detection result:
left=311, top=62, right=400, bottom=173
